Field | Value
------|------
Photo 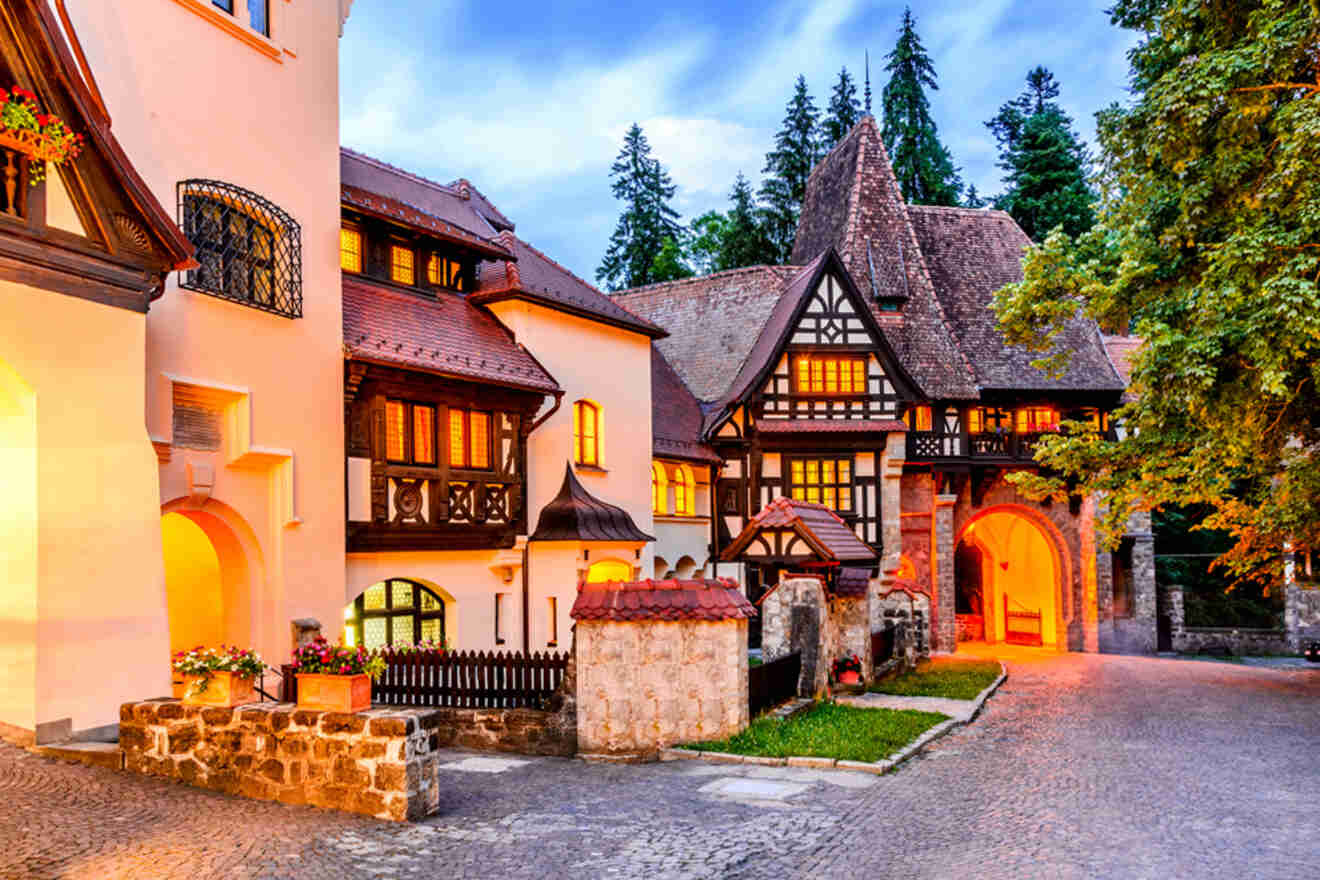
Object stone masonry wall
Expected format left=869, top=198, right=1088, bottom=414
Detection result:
left=1285, top=582, right=1320, bottom=650
left=1161, top=586, right=1292, bottom=655
left=575, top=618, right=748, bottom=757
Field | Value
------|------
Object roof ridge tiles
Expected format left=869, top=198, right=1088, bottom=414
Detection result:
left=611, top=264, right=789, bottom=298
left=341, top=146, right=468, bottom=200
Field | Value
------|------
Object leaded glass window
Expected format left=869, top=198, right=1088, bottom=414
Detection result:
left=344, top=579, right=446, bottom=650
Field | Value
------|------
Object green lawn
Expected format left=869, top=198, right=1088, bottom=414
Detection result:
left=687, top=702, right=947, bottom=764
left=869, top=658, right=1002, bottom=701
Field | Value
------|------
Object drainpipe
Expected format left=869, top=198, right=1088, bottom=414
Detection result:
left=521, top=542, right=530, bottom=653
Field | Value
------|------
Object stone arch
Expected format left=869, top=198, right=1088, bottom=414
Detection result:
left=955, top=504, right=1071, bottom=648
left=675, top=555, right=699, bottom=579
left=654, top=554, right=673, bottom=579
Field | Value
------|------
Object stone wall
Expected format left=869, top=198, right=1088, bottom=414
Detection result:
left=1285, top=582, right=1320, bottom=650
left=575, top=618, right=748, bottom=758
left=1160, top=586, right=1291, bottom=655
left=762, top=576, right=876, bottom=691
left=1104, top=512, right=1158, bottom=654
left=873, top=588, right=930, bottom=660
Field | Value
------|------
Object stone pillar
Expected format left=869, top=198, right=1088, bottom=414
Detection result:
left=1283, top=581, right=1320, bottom=652
left=932, top=494, right=956, bottom=653
left=878, top=433, right=905, bottom=571
left=1128, top=512, right=1157, bottom=649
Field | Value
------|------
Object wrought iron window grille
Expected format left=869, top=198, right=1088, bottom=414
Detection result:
left=177, top=179, right=302, bottom=318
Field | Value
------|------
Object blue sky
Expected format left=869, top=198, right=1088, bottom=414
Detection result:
left=340, top=0, right=1137, bottom=282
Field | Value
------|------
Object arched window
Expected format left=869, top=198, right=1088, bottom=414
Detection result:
left=573, top=400, right=601, bottom=466
left=651, top=462, right=669, bottom=514
left=673, top=464, right=696, bottom=516
left=586, top=559, right=633, bottom=583
left=344, top=579, right=445, bottom=650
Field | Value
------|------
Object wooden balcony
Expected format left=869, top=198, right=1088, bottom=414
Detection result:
left=905, top=430, right=1055, bottom=463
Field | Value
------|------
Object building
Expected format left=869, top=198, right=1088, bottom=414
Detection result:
left=618, top=116, right=1156, bottom=654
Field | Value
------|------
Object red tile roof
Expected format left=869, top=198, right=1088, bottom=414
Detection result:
left=721, top=497, right=877, bottom=564
left=342, top=277, right=559, bottom=393
left=340, top=148, right=507, bottom=238
left=754, top=419, right=907, bottom=434
left=340, top=184, right=512, bottom=261
left=570, top=578, right=756, bottom=622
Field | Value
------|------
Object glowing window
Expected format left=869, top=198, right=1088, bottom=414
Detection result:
left=426, top=254, right=466, bottom=291
left=673, top=464, right=696, bottom=516
left=795, top=356, right=866, bottom=393
left=905, top=405, right=933, bottom=431
left=390, top=245, right=415, bottom=285
left=344, top=579, right=445, bottom=650
left=651, top=462, right=669, bottom=515
left=586, top=559, right=633, bottom=583
left=573, top=401, right=601, bottom=466
left=1015, top=406, right=1059, bottom=433
left=385, top=400, right=434, bottom=465
left=968, top=406, right=1013, bottom=433
left=340, top=227, right=362, bottom=273
left=448, top=410, right=492, bottom=470
left=788, top=457, right=853, bottom=512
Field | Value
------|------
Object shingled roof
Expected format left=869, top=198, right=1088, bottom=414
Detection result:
left=570, top=578, right=756, bottom=623
left=721, top=498, right=877, bottom=565
left=343, top=277, right=559, bottom=393
left=652, top=346, right=721, bottom=464
left=907, top=205, right=1126, bottom=392
left=340, top=148, right=504, bottom=242
left=472, top=232, right=667, bottom=339
left=529, top=465, right=654, bottom=543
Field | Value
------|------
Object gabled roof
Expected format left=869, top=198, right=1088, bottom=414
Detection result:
left=720, top=497, right=877, bottom=564
left=652, top=345, right=721, bottom=464
left=340, top=148, right=506, bottom=242
left=471, top=232, right=667, bottom=339
left=793, top=116, right=977, bottom=400
left=907, top=205, right=1126, bottom=392
left=570, top=578, right=756, bottom=623
left=343, top=277, right=559, bottom=393
left=448, top=178, right=514, bottom=232
left=529, top=465, right=654, bottom=543
left=340, top=184, right=513, bottom=261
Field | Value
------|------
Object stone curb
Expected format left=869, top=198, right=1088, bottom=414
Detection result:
left=664, top=661, right=1008, bottom=775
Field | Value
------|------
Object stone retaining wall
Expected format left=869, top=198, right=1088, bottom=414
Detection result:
left=1173, top=627, right=1292, bottom=656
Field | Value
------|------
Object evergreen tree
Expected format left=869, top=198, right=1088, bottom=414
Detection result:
left=719, top=173, right=773, bottom=270
left=686, top=210, right=728, bottom=276
left=986, top=67, right=1095, bottom=241
left=820, top=67, right=861, bottom=149
left=596, top=124, right=683, bottom=290
left=649, top=235, right=694, bottom=283
left=963, top=184, right=986, bottom=209
left=758, top=76, right=821, bottom=261
left=880, top=8, right=961, bottom=206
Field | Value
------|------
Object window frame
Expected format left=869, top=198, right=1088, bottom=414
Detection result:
left=905, top=405, right=933, bottom=431
left=793, top=354, right=868, bottom=395
left=1015, top=405, right=1060, bottom=433
left=390, top=242, right=416, bottom=286
left=573, top=400, right=602, bottom=467
left=968, top=406, right=1013, bottom=434
left=384, top=399, right=437, bottom=467
left=651, top=462, right=669, bottom=515
left=447, top=408, right=493, bottom=471
left=426, top=252, right=467, bottom=292
left=786, top=455, right=854, bottom=513
left=345, top=578, right=446, bottom=650
left=340, top=225, right=363, bottom=274
left=673, top=463, right=696, bottom=517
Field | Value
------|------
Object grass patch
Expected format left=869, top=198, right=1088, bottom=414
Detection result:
left=870, top=657, right=1002, bottom=701
left=748, top=656, right=763, bottom=668
left=688, top=702, right=946, bottom=764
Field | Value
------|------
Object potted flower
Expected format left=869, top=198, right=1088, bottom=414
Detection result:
left=172, top=645, right=266, bottom=707
left=832, top=653, right=864, bottom=687
left=0, top=85, right=83, bottom=184
left=291, top=637, right=385, bottom=713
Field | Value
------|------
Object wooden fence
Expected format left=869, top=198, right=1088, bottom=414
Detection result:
left=749, top=651, right=801, bottom=716
left=281, top=650, right=570, bottom=709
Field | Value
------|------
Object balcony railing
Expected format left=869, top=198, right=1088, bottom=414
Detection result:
left=906, top=431, right=1054, bottom=462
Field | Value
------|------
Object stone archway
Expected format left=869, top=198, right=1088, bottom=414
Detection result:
left=956, top=505, right=1069, bottom=649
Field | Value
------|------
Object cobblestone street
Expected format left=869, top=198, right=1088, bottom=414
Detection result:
left=3, top=652, right=1317, bottom=879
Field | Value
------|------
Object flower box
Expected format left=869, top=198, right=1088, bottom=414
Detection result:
left=182, top=670, right=257, bottom=708
left=296, top=673, right=371, bottom=713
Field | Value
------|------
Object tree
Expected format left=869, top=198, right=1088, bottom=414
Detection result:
left=649, top=236, right=694, bottom=283
left=596, top=124, right=683, bottom=290
left=992, top=0, right=1320, bottom=589
left=759, top=75, right=821, bottom=261
left=820, top=67, right=861, bottom=149
left=963, top=184, right=986, bottom=209
left=986, top=67, right=1095, bottom=241
left=719, top=172, right=773, bottom=269
left=880, top=8, right=961, bottom=205
left=686, top=210, right=728, bottom=276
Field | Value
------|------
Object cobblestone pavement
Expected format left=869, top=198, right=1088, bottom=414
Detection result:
left=2, top=652, right=1317, bottom=879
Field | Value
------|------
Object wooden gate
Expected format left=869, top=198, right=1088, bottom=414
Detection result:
left=1003, top=595, right=1043, bottom=647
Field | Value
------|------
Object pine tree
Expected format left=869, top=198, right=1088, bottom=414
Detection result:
left=880, top=8, right=961, bottom=206
left=758, top=76, right=821, bottom=262
left=686, top=210, right=728, bottom=276
left=986, top=67, right=1095, bottom=241
left=820, top=67, right=861, bottom=149
left=963, top=184, right=986, bottom=209
left=596, top=124, right=684, bottom=290
left=650, top=235, right=694, bottom=283
left=719, top=173, right=773, bottom=270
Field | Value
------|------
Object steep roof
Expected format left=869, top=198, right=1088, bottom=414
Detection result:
left=472, top=232, right=667, bottom=339
left=651, top=345, right=721, bottom=464
left=613, top=265, right=797, bottom=402
left=448, top=178, right=514, bottom=232
left=340, top=183, right=513, bottom=261
left=1103, top=334, right=1143, bottom=402
left=570, top=578, right=756, bottom=623
left=529, top=465, right=654, bottom=543
left=907, top=205, right=1126, bottom=392
left=793, top=117, right=977, bottom=399
left=342, top=277, right=559, bottom=393
left=721, top=497, right=877, bottom=564
left=340, top=148, right=505, bottom=242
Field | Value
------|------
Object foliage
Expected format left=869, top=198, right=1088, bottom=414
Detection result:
left=375, top=639, right=449, bottom=657
left=686, top=210, right=728, bottom=276
left=1155, top=506, right=1282, bottom=627
left=173, top=645, right=266, bottom=696
left=986, top=67, right=1095, bottom=241
left=869, top=658, right=1001, bottom=701
left=880, top=8, right=961, bottom=206
left=759, top=75, right=821, bottom=261
left=718, top=172, right=774, bottom=270
left=596, top=123, right=684, bottom=290
left=0, top=84, right=83, bottom=184
left=688, top=702, right=947, bottom=764
left=292, top=636, right=387, bottom=680
left=992, top=0, right=1320, bottom=590
left=649, top=235, right=694, bottom=283
left=963, top=184, right=986, bottom=209
left=820, top=66, right=861, bottom=149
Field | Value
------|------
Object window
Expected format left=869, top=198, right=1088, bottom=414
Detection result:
left=573, top=400, right=601, bottom=466
left=673, top=464, right=696, bottom=516
left=390, top=244, right=415, bottom=285
left=586, top=559, right=633, bottom=582
left=385, top=400, right=436, bottom=465
left=248, top=0, right=268, bottom=35
left=494, top=592, right=506, bottom=645
left=905, top=405, right=933, bottom=431
left=340, top=226, right=362, bottom=273
left=651, top=462, right=669, bottom=514
left=795, top=355, right=867, bottom=394
left=968, top=406, right=1013, bottom=433
left=343, top=579, right=445, bottom=650
left=427, top=254, right=466, bottom=291
left=789, top=457, right=853, bottom=512
left=448, top=409, right=492, bottom=469
left=547, top=596, right=558, bottom=647
left=1112, top=538, right=1135, bottom=618
left=1015, top=406, right=1059, bottom=433
left=178, top=180, right=301, bottom=318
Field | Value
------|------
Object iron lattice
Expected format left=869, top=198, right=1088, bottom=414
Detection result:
left=177, top=179, right=302, bottom=318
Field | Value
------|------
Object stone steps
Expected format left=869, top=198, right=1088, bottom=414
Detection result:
left=31, top=741, right=124, bottom=770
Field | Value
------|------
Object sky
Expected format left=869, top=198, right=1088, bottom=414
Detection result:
left=339, top=0, right=1139, bottom=283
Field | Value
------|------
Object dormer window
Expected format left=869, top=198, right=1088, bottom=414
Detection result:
left=390, top=244, right=415, bottom=285
left=795, top=355, right=866, bottom=394
left=211, top=0, right=269, bottom=37
left=340, top=226, right=362, bottom=273
left=427, top=253, right=466, bottom=291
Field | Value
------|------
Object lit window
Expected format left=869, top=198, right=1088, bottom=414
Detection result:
left=673, top=464, right=696, bottom=516
left=586, top=559, right=633, bottom=582
left=652, top=462, right=669, bottom=514
left=573, top=401, right=601, bottom=466
left=344, top=579, right=445, bottom=650
left=1015, top=406, right=1059, bottom=433
left=905, top=405, right=933, bottom=431
left=795, top=356, right=866, bottom=393
left=969, top=406, right=1013, bottom=433
left=390, top=245, right=415, bottom=285
left=385, top=400, right=435, bottom=465
left=788, top=457, right=853, bottom=512
left=448, top=409, right=492, bottom=470
left=426, top=254, right=465, bottom=291
left=340, top=227, right=362, bottom=273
